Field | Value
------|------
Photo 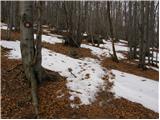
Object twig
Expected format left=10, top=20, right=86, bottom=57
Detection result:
left=68, top=68, right=77, bottom=78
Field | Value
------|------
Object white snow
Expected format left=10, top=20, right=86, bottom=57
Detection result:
left=81, top=44, right=110, bottom=59
left=1, top=40, right=107, bottom=106
left=1, top=39, right=159, bottom=112
left=83, top=32, right=87, bottom=36
left=48, top=33, right=63, bottom=38
left=0, top=22, right=15, bottom=30
left=0, top=23, right=8, bottom=30
left=111, top=69, right=159, bottom=113
left=100, top=40, right=129, bottom=52
left=42, top=49, right=106, bottom=105
left=34, top=34, right=64, bottom=44
left=0, top=40, right=21, bottom=59
left=153, top=51, right=159, bottom=62
left=81, top=40, right=128, bottom=59
left=149, top=66, right=159, bottom=72
left=134, top=48, right=159, bottom=65
left=146, top=66, right=159, bottom=72
left=119, top=39, right=128, bottom=43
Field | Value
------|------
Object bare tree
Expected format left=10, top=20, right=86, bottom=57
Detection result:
left=107, top=1, right=119, bottom=62
left=138, top=1, right=146, bottom=69
left=20, top=1, right=44, bottom=116
left=1, top=1, right=158, bottom=69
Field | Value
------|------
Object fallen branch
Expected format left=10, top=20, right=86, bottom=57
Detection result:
left=68, top=68, right=77, bottom=78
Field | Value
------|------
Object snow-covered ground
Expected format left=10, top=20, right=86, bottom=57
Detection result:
left=81, top=44, right=110, bottom=59
left=146, top=66, right=159, bottom=72
left=34, top=34, right=64, bottom=44
left=0, top=22, right=64, bottom=44
left=100, top=40, right=129, bottom=52
left=111, top=69, right=159, bottom=113
left=1, top=21, right=158, bottom=64
left=1, top=40, right=21, bottom=59
left=1, top=27, right=159, bottom=113
left=42, top=49, right=107, bottom=106
left=81, top=40, right=128, bottom=60
left=1, top=40, right=107, bottom=107
left=0, top=23, right=8, bottom=30
left=1, top=40, right=158, bottom=112
left=119, top=39, right=128, bottom=44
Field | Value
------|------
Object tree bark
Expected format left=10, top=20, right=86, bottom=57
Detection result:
left=139, top=1, right=146, bottom=69
left=107, top=1, right=119, bottom=62
left=20, top=1, right=39, bottom=116
left=34, top=1, right=43, bottom=83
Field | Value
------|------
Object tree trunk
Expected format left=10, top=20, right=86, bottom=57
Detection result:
left=7, top=1, right=11, bottom=40
left=107, top=1, right=119, bottom=62
left=34, top=2, right=43, bottom=83
left=20, top=1, right=39, bottom=116
left=139, top=1, right=146, bottom=70
left=128, top=1, right=134, bottom=59
left=145, top=2, right=150, bottom=65
left=133, top=2, right=138, bottom=59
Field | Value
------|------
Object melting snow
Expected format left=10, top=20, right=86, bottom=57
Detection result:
left=119, top=39, right=128, bottom=44
left=0, top=23, right=8, bottom=30
left=81, top=44, right=110, bottom=59
left=83, top=32, right=87, bottom=36
left=34, top=34, right=64, bottom=44
left=0, top=40, right=21, bottom=59
left=1, top=39, right=159, bottom=112
left=111, top=69, right=159, bottom=113
left=81, top=40, right=128, bottom=60
left=146, top=66, right=159, bottom=72
left=1, top=40, right=106, bottom=106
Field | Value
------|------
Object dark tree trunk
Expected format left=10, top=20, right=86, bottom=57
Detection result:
left=7, top=1, right=11, bottom=40
left=63, top=1, right=82, bottom=48
left=139, top=1, right=146, bottom=70
left=128, top=1, right=134, bottom=59
left=107, top=1, right=119, bottom=62
left=145, top=2, right=150, bottom=65
left=34, top=2, right=43, bottom=83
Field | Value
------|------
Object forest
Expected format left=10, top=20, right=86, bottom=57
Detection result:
left=1, top=1, right=159, bottom=119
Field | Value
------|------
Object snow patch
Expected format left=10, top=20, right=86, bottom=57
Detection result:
left=146, top=66, right=159, bottom=72
left=81, top=44, right=110, bottom=59
left=42, top=49, right=106, bottom=105
left=0, top=40, right=21, bottom=59
left=111, top=69, right=159, bottom=113
left=34, top=34, right=64, bottom=44
left=1, top=40, right=158, bottom=112
left=81, top=41, right=128, bottom=60
left=0, top=23, right=8, bottom=30
left=1, top=40, right=107, bottom=106
left=83, top=32, right=87, bottom=36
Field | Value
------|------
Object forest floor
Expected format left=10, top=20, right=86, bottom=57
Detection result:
left=1, top=24, right=159, bottom=118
